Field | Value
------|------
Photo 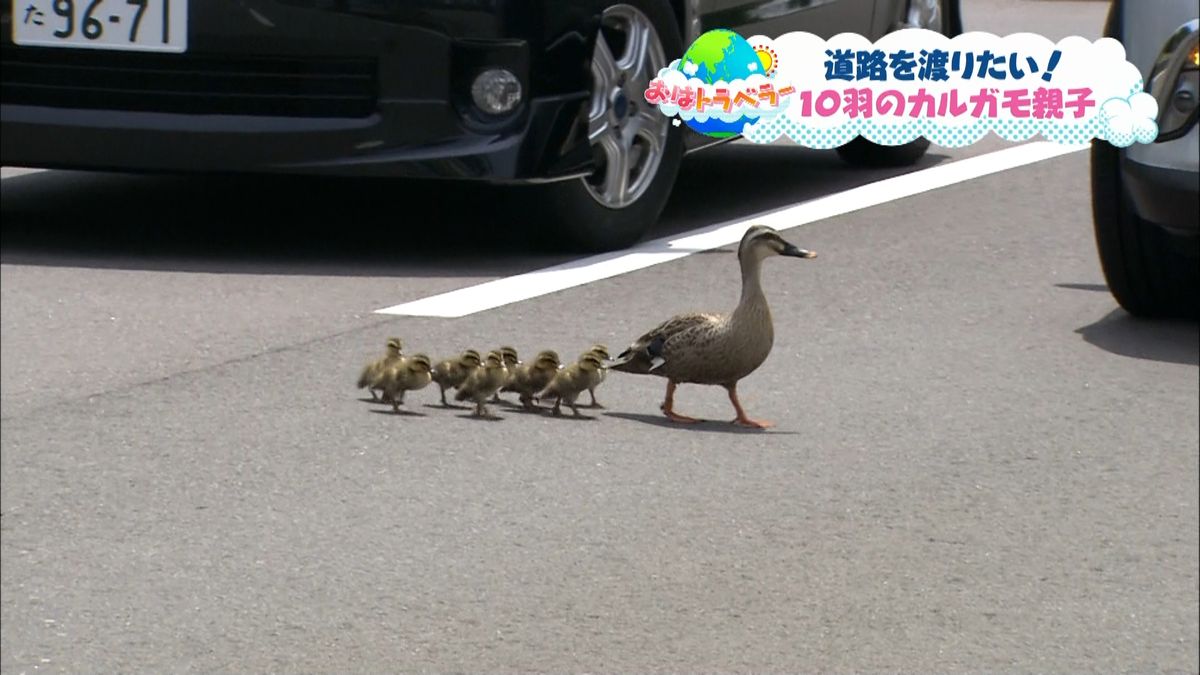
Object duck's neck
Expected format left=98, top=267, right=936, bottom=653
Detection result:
left=733, top=255, right=770, bottom=320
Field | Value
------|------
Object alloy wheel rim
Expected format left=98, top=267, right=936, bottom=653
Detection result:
left=904, top=0, right=943, bottom=33
left=582, top=4, right=671, bottom=210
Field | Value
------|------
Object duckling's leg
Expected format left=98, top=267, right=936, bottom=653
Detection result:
left=661, top=381, right=700, bottom=424
left=438, top=385, right=449, bottom=406
left=587, top=388, right=604, bottom=409
left=563, top=393, right=583, bottom=418
left=726, top=383, right=773, bottom=429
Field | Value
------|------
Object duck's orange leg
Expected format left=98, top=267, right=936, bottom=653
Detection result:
left=661, top=381, right=701, bottom=424
left=726, top=383, right=773, bottom=429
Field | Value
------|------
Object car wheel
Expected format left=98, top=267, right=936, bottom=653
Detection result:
left=1089, top=0, right=1198, bottom=319
left=834, top=0, right=959, bottom=168
left=1090, top=133, right=1199, bottom=319
left=520, top=0, right=684, bottom=253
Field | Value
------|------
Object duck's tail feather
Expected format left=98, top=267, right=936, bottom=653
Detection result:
left=605, top=349, right=644, bottom=374
left=607, top=336, right=666, bottom=375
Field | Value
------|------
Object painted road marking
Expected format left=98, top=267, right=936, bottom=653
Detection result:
left=376, top=141, right=1089, bottom=318
left=1, top=168, right=48, bottom=180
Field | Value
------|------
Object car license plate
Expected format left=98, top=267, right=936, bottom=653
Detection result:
left=11, top=0, right=187, bottom=53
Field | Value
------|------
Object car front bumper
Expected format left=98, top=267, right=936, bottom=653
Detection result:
left=1123, top=152, right=1200, bottom=236
left=0, top=0, right=600, bottom=182
left=1123, top=15, right=1200, bottom=236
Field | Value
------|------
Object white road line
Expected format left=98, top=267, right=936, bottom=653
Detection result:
left=376, top=141, right=1089, bottom=318
left=1, top=167, right=48, bottom=179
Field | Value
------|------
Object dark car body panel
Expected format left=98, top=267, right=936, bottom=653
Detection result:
left=1122, top=157, right=1200, bottom=238
left=1, top=0, right=909, bottom=181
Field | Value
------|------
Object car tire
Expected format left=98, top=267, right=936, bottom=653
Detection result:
left=1089, top=0, right=1198, bottom=319
left=1090, top=139, right=1199, bottom=319
left=517, top=0, right=684, bottom=253
left=834, top=0, right=959, bottom=168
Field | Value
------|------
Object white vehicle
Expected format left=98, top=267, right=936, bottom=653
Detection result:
left=1091, top=0, right=1199, bottom=319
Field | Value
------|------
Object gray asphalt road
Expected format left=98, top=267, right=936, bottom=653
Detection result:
left=3, top=1, right=1197, bottom=673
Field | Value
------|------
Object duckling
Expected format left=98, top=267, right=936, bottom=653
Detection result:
left=607, top=225, right=817, bottom=429
left=501, top=349, right=562, bottom=410
left=378, top=354, right=434, bottom=413
left=491, top=346, right=521, bottom=403
left=584, top=344, right=611, bottom=408
left=538, top=351, right=606, bottom=418
left=431, top=349, right=482, bottom=406
left=356, top=337, right=403, bottom=402
left=454, top=350, right=510, bottom=418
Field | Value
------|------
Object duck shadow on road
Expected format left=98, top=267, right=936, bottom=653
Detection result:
left=0, top=143, right=950, bottom=277
left=367, top=408, right=427, bottom=417
left=1075, top=307, right=1199, bottom=366
left=605, top=411, right=801, bottom=435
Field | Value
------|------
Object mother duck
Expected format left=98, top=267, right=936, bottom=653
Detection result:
left=607, top=225, right=817, bottom=428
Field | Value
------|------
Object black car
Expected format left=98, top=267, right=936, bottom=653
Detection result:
left=1, top=0, right=961, bottom=252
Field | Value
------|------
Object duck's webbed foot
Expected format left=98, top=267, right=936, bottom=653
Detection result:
left=663, top=408, right=701, bottom=424
left=726, top=383, right=773, bottom=429
left=732, top=416, right=773, bottom=429
left=661, top=381, right=700, bottom=424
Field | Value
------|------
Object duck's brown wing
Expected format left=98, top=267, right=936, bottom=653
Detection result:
left=609, top=313, right=722, bottom=375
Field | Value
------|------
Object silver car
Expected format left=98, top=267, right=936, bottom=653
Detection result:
left=1091, top=0, right=1199, bottom=318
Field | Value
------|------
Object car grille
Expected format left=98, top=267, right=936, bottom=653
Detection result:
left=0, top=47, right=378, bottom=118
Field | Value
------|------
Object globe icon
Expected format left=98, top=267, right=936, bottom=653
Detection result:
left=679, top=29, right=766, bottom=139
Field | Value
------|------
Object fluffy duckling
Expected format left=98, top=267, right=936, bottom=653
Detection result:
left=491, top=346, right=521, bottom=403
left=431, top=349, right=482, bottom=406
left=379, top=354, right=434, bottom=413
left=502, top=349, right=562, bottom=410
left=356, top=337, right=403, bottom=402
left=454, top=350, right=510, bottom=418
left=538, top=351, right=606, bottom=417
left=584, top=344, right=611, bottom=408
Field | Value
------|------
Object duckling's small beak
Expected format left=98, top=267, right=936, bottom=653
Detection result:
left=781, top=243, right=817, bottom=259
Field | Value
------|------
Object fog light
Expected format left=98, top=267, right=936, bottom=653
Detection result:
left=471, top=68, right=522, bottom=115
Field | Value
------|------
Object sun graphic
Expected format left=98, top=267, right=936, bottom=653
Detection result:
left=753, top=45, right=779, bottom=77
